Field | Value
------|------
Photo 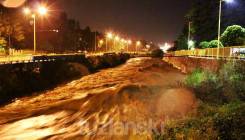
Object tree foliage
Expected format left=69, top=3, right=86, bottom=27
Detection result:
left=0, top=15, right=25, bottom=49
left=208, top=40, right=223, bottom=48
left=0, top=37, right=7, bottom=48
left=221, top=25, right=245, bottom=47
left=174, top=25, right=189, bottom=51
left=199, top=41, right=209, bottom=49
left=175, top=0, right=245, bottom=50
left=187, top=0, right=219, bottom=43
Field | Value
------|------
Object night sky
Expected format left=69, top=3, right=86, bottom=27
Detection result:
left=57, top=0, right=192, bottom=43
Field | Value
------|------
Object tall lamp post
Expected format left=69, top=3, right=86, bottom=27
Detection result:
left=114, top=36, right=120, bottom=52
left=136, top=41, right=141, bottom=53
left=94, top=31, right=97, bottom=53
left=188, top=21, right=192, bottom=50
left=23, top=6, right=48, bottom=54
left=217, top=0, right=234, bottom=58
left=106, top=32, right=113, bottom=52
left=127, top=40, right=132, bottom=52
left=99, top=39, right=104, bottom=51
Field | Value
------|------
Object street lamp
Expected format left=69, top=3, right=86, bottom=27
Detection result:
left=106, top=32, right=113, bottom=52
left=217, top=0, right=234, bottom=58
left=99, top=39, right=104, bottom=49
left=23, top=5, right=48, bottom=54
left=114, top=36, right=120, bottom=52
left=23, top=7, right=31, bottom=15
left=127, top=40, right=132, bottom=52
left=38, top=6, right=48, bottom=15
left=136, top=41, right=141, bottom=53
left=107, top=33, right=113, bottom=39
left=187, top=21, right=192, bottom=50
left=188, top=40, right=195, bottom=49
left=99, top=39, right=104, bottom=45
left=115, top=36, right=120, bottom=41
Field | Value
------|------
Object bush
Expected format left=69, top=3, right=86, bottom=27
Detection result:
left=185, top=69, right=224, bottom=104
left=151, top=49, right=164, bottom=58
left=208, top=40, right=223, bottom=48
left=154, top=61, right=245, bottom=140
left=199, top=41, right=209, bottom=49
left=153, top=102, right=245, bottom=140
left=185, top=69, right=206, bottom=87
left=185, top=61, right=245, bottom=104
left=221, top=25, right=245, bottom=47
left=219, top=61, right=245, bottom=101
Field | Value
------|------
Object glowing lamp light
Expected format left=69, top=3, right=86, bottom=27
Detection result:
left=115, top=36, right=120, bottom=41
left=136, top=41, right=141, bottom=46
left=23, top=7, right=31, bottom=15
left=127, top=40, right=132, bottom=44
left=31, top=14, right=35, bottom=18
left=38, top=6, right=48, bottom=15
left=224, top=0, right=234, bottom=3
left=53, top=29, right=59, bottom=33
left=107, top=33, right=113, bottom=39
left=99, top=40, right=104, bottom=44
left=188, top=40, right=194, bottom=47
left=146, top=45, right=151, bottom=49
left=160, top=42, right=172, bottom=53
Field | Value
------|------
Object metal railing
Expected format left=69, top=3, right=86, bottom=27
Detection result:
left=171, top=46, right=245, bottom=59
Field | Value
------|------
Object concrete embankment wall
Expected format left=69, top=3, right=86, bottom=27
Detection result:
left=163, top=56, right=245, bottom=73
left=0, top=53, right=130, bottom=105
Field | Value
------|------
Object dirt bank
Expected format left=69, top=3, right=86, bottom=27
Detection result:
left=0, top=58, right=197, bottom=140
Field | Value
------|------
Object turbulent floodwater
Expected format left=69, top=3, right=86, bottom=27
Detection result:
left=0, top=58, right=197, bottom=140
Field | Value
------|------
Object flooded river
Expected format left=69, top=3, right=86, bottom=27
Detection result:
left=0, top=58, right=197, bottom=140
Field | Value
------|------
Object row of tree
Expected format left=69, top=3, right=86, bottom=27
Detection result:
left=0, top=4, right=101, bottom=54
left=199, top=25, right=245, bottom=49
left=174, top=0, right=245, bottom=50
left=0, top=1, right=157, bottom=54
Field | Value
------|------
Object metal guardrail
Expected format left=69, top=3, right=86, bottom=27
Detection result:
left=171, top=46, right=245, bottom=59
left=0, top=53, right=87, bottom=65
left=0, top=52, right=146, bottom=65
left=0, top=55, right=33, bottom=64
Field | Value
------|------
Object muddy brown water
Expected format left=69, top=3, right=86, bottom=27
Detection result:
left=0, top=58, right=197, bottom=140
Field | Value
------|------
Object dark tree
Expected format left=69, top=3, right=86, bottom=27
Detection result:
left=0, top=6, right=25, bottom=51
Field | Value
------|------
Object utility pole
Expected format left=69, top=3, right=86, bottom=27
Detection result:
left=106, top=38, right=108, bottom=52
left=94, top=31, right=97, bottom=53
left=33, top=14, right=36, bottom=54
left=217, top=0, right=222, bottom=59
left=188, top=21, right=191, bottom=50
